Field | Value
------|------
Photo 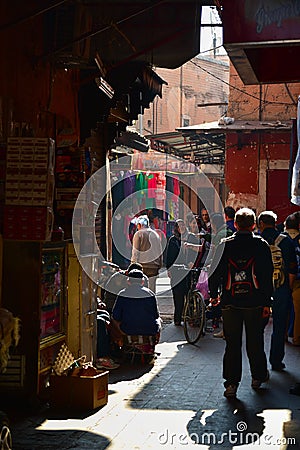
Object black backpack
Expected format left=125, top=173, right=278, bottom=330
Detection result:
left=226, top=256, right=259, bottom=297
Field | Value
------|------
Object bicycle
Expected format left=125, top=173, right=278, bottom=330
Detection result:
left=183, top=267, right=207, bottom=344
left=172, top=264, right=207, bottom=344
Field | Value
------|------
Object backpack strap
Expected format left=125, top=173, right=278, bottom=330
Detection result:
left=228, top=257, right=254, bottom=270
left=274, top=234, right=286, bottom=246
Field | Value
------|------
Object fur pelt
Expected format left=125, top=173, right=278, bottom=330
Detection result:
left=0, top=308, right=20, bottom=372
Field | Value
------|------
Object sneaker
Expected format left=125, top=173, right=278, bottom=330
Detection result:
left=96, top=357, right=120, bottom=370
left=224, top=384, right=237, bottom=398
left=213, top=330, right=224, bottom=338
left=251, top=370, right=270, bottom=389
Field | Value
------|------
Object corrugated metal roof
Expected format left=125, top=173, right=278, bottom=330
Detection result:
left=147, top=120, right=292, bottom=166
left=177, top=119, right=292, bottom=133
left=148, top=130, right=225, bottom=166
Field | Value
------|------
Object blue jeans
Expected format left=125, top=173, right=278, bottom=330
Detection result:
left=269, top=284, right=293, bottom=368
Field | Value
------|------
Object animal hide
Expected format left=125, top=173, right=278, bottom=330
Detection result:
left=0, top=308, right=20, bottom=373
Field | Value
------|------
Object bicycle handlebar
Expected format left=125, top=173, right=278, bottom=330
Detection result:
left=172, top=264, right=201, bottom=272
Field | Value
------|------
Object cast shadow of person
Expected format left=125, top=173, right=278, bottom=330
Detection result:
left=186, top=398, right=265, bottom=449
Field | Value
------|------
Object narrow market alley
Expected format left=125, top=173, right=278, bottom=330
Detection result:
left=8, top=272, right=300, bottom=450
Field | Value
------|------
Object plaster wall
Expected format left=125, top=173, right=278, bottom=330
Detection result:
left=225, top=65, right=300, bottom=219
left=139, top=55, right=229, bottom=134
left=227, top=65, right=299, bottom=122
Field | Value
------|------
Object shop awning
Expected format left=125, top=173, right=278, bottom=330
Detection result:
left=37, top=1, right=216, bottom=70
left=5, top=1, right=214, bottom=71
left=106, top=61, right=168, bottom=113
left=147, top=129, right=226, bottom=166
left=148, top=119, right=293, bottom=166
left=79, top=61, right=168, bottom=138
left=81, top=0, right=210, bottom=70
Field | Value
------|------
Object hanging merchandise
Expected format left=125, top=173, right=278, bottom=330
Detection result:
left=146, top=172, right=157, bottom=197
left=291, top=95, right=300, bottom=205
left=155, top=172, right=166, bottom=211
left=172, top=176, right=180, bottom=199
left=131, top=150, right=197, bottom=174
left=124, top=170, right=136, bottom=197
left=135, top=172, right=147, bottom=206
left=111, top=171, right=125, bottom=209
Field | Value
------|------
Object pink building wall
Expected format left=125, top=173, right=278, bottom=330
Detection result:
left=138, top=55, right=229, bottom=134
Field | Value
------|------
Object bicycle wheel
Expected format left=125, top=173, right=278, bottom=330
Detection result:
left=0, top=412, right=12, bottom=450
left=183, top=290, right=206, bottom=344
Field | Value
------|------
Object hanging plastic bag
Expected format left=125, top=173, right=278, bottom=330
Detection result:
left=196, top=268, right=209, bottom=300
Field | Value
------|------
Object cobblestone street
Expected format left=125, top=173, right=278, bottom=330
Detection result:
left=8, top=272, right=300, bottom=449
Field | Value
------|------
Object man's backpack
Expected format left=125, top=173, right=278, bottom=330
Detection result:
left=269, top=234, right=286, bottom=289
left=226, top=256, right=259, bottom=297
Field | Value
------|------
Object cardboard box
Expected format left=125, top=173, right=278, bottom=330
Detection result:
left=50, top=370, right=109, bottom=410
left=3, top=205, right=53, bottom=240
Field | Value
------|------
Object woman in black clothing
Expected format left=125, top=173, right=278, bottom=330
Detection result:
left=166, top=219, right=198, bottom=325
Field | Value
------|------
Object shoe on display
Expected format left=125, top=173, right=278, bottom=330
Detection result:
left=224, top=384, right=237, bottom=398
left=251, top=370, right=270, bottom=389
left=213, top=330, right=224, bottom=338
left=96, top=357, right=120, bottom=370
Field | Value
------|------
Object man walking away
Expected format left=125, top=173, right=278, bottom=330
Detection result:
left=224, top=206, right=236, bottom=232
left=209, top=208, right=274, bottom=399
left=258, top=211, right=297, bottom=371
left=284, top=213, right=300, bottom=346
left=131, top=215, right=163, bottom=293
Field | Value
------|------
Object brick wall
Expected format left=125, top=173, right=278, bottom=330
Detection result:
left=228, top=65, right=299, bottom=121
left=138, top=55, right=229, bottom=134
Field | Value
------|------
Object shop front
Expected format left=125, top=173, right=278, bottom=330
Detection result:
left=0, top=0, right=210, bottom=403
left=218, top=0, right=300, bottom=84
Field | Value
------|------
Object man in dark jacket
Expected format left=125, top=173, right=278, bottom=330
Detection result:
left=166, top=219, right=200, bottom=325
left=224, top=205, right=236, bottom=233
left=112, top=269, right=161, bottom=336
left=209, top=208, right=274, bottom=399
left=258, top=210, right=297, bottom=371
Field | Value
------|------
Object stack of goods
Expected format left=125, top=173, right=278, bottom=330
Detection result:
left=0, top=143, right=6, bottom=232
left=55, top=145, right=90, bottom=239
left=4, top=137, right=55, bottom=240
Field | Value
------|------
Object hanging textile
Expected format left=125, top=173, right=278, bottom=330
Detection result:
left=291, top=95, right=300, bottom=205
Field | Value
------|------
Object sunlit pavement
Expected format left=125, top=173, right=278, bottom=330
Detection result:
left=10, top=272, right=300, bottom=449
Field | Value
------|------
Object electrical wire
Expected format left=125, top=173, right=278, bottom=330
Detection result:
left=233, top=105, right=261, bottom=121
left=198, top=44, right=224, bottom=55
left=0, top=0, right=70, bottom=32
left=191, top=59, right=296, bottom=107
left=284, top=83, right=298, bottom=106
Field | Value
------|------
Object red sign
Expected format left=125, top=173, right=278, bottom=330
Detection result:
left=222, top=0, right=300, bottom=44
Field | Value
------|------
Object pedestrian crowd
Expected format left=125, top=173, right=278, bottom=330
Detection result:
left=96, top=204, right=300, bottom=399
left=207, top=206, right=300, bottom=398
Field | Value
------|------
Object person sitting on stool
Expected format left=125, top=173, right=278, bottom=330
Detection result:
left=111, top=269, right=162, bottom=342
